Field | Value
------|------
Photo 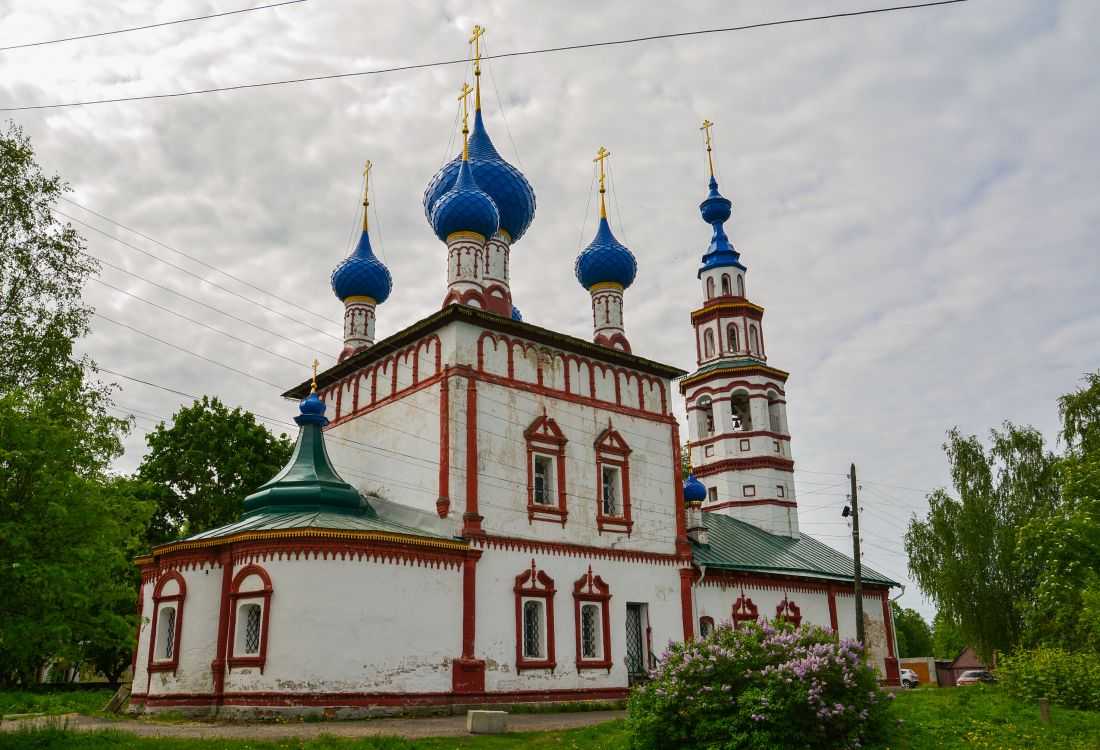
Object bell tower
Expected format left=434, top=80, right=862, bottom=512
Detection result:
left=679, top=121, right=798, bottom=537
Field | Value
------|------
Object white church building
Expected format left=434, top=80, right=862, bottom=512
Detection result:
left=131, top=38, right=900, bottom=716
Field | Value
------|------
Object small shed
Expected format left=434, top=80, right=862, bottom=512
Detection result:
left=935, top=646, right=992, bottom=687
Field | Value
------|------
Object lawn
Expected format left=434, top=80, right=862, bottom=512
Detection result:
left=1, top=686, right=1098, bottom=749
left=0, top=689, right=114, bottom=718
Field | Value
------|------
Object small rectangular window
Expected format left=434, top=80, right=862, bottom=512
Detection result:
left=708, top=487, right=718, bottom=503
left=743, top=484, right=756, bottom=497
left=235, top=603, right=263, bottom=656
left=523, top=599, right=544, bottom=659
left=704, top=444, right=715, bottom=457
left=602, top=466, right=621, bottom=517
left=773, top=440, right=781, bottom=453
left=581, top=603, right=601, bottom=659
left=776, top=485, right=785, bottom=498
left=533, top=454, right=554, bottom=505
left=157, top=606, right=176, bottom=660
left=739, top=439, right=750, bottom=452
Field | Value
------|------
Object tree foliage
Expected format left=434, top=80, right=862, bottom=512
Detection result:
left=931, top=611, right=966, bottom=660
left=891, top=603, right=933, bottom=658
left=136, top=396, right=291, bottom=544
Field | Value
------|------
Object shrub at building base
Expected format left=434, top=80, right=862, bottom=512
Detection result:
left=627, top=621, right=892, bottom=750
left=999, top=647, right=1100, bottom=710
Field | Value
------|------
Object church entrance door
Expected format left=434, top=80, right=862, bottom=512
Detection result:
left=625, top=603, right=651, bottom=684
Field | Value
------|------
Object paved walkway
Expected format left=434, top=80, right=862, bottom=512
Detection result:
left=1, top=709, right=626, bottom=739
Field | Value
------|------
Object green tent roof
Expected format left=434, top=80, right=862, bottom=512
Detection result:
left=175, top=508, right=456, bottom=544
left=692, top=512, right=898, bottom=587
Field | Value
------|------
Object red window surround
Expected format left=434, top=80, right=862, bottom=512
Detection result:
left=594, top=424, right=633, bottom=535
left=775, top=595, right=802, bottom=627
left=524, top=415, right=568, bottom=525
left=514, top=560, right=556, bottom=671
left=732, top=591, right=758, bottom=629
left=573, top=567, right=612, bottom=671
left=146, top=570, right=186, bottom=674
left=227, top=564, right=273, bottom=672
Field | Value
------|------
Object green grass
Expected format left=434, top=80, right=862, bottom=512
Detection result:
left=0, top=689, right=114, bottom=717
left=2, top=687, right=1098, bottom=749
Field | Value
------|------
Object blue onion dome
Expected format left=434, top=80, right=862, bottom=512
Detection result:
left=575, top=217, right=637, bottom=290
left=511, top=305, right=523, bottom=321
left=296, top=390, right=328, bottom=426
left=683, top=474, right=707, bottom=504
left=331, top=228, right=393, bottom=303
left=423, top=110, right=536, bottom=242
left=698, top=176, right=745, bottom=276
left=430, top=158, right=500, bottom=242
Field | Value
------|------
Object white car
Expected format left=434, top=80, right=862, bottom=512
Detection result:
left=900, top=668, right=920, bottom=688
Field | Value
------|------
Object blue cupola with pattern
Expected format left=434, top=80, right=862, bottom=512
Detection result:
left=430, top=157, right=500, bottom=242
left=697, top=175, right=745, bottom=277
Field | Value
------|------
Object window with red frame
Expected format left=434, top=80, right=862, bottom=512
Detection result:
left=595, top=425, right=633, bottom=535
left=573, top=567, right=612, bottom=671
left=524, top=415, right=568, bottom=525
left=732, top=592, right=758, bottom=629
left=775, top=596, right=802, bottom=627
left=147, top=571, right=186, bottom=674
left=228, top=565, right=273, bottom=672
left=514, top=560, right=556, bottom=671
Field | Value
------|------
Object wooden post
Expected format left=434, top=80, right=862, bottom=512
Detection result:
left=1039, top=698, right=1051, bottom=725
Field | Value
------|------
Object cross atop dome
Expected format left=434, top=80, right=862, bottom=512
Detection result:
left=695, top=119, right=744, bottom=277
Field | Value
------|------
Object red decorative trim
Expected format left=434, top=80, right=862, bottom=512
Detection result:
left=732, top=592, right=758, bottom=628
left=514, top=560, right=556, bottom=671
left=524, top=414, right=568, bottom=525
left=688, top=430, right=790, bottom=449
left=775, top=595, right=802, bottom=627
left=595, top=424, right=633, bottom=535
left=679, top=568, right=698, bottom=641
left=573, top=567, right=612, bottom=671
left=437, top=375, right=450, bottom=518
left=693, top=456, right=794, bottom=478
left=453, top=556, right=485, bottom=693
left=699, top=569, right=891, bottom=595
left=474, top=534, right=687, bottom=566
left=593, top=330, right=632, bottom=354
left=227, top=565, right=273, bottom=672
left=828, top=586, right=839, bottom=633
left=679, top=364, right=790, bottom=393
left=881, top=591, right=896, bottom=658
left=672, top=421, right=691, bottom=556
left=131, top=686, right=629, bottom=709
left=463, top=376, right=482, bottom=536
left=211, top=550, right=232, bottom=701
left=702, top=498, right=797, bottom=512
left=226, top=537, right=473, bottom=571
left=146, top=571, right=186, bottom=674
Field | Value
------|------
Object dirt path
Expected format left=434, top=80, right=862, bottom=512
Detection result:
left=2, top=709, right=626, bottom=739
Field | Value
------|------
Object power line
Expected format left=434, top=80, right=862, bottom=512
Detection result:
left=1, top=2, right=969, bottom=111
left=0, top=1, right=307, bottom=52
left=62, top=197, right=334, bottom=325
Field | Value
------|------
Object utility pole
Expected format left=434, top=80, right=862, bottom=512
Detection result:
left=850, top=462, right=865, bottom=645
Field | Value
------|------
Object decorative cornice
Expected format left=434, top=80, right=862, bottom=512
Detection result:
left=679, top=363, right=790, bottom=390
left=692, top=456, right=795, bottom=478
left=146, top=527, right=469, bottom=559
left=473, top=533, right=687, bottom=566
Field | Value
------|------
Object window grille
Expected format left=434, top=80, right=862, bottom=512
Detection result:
left=523, top=600, right=543, bottom=658
left=533, top=455, right=552, bottom=505
left=602, top=467, right=620, bottom=516
left=581, top=604, right=601, bottom=658
left=243, top=604, right=262, bottom=654
left=160, top=607, right=176, bottom=660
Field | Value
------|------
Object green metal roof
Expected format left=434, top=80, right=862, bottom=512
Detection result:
left=171, top=508, right=458, bottom=545
left=692, top=513, right=898, bottom=587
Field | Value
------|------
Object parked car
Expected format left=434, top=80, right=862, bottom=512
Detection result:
left=900, top=668, right=920, bottom=688
left=956, top=669, right=996, bottom=686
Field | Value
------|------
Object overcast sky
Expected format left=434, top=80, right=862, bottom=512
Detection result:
left=3, top=0, right=1098, bottom=619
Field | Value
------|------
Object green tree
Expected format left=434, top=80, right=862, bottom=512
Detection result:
left=891, top=602, right=933, bottom=657
left=0, top=121, right=96, bottom=390
left=137, top=396, right=292, bottom=544
left=931, top=610, right=966, bottom=659
left=905, top=424, right=1058, bottom=662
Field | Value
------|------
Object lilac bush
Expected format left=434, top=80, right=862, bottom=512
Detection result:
left=627, top=621, right=892, bottom=750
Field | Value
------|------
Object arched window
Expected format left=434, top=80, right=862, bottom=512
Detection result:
left=749, top=325, right=760, bottom=355
left=730, top=391, right=753, bottom=431
left=704, top=329, right=715, bottom=358
left=737, top=275, right=745, bottom=296
left=706, top=277, right=715, bottom=299
left=228, top=565, right=273, bottom=670
left=726, top=324, right=739, bottom=353
left=732, top=593, right=759, bottom=629
left=776, top=596, right=803, bottom=627
left=697, top=396, right=715, bottom=435
left=515, top=560, right=556, bottom=671
left=767, top=394, right=783, bottom=434
left=147, top=571, right=186, bottom=674
left=573, top=567, right=612, bottom=670
left=720, top=274, right=732, bottom=296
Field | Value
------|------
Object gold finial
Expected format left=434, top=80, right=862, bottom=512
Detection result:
left=311, top=358, right=319, bottom=393
left=593, top=146, right=611, bottom=219
left=361, top=159, right=372, bottom=231
left=700, top=119, right=715, bottom=179
left=469, top=24, right=485, bottom=110
left=458, top=82, right=474, bottom=160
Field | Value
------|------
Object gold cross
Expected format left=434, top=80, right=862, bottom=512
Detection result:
left=361, top=159, right=372, bottom=230
left=311, top=358, right=319, bottom=393
left=593, top=146, right=610, bottom=217
left=458, top=82, right=474, bottom=157
left=700, top=119, right=715, bottom=178
left=469, top=25, right=485, bottom=74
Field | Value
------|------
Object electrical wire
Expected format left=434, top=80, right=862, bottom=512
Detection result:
left=1, top=2, right=969, bottom=111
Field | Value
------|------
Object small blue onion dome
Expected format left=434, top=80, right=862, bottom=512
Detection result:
left=698, top=176, right=745, bottom=277
left=423, top=110, right=536, bottom=242
left=683, top=474, right=707, bottom=504
left=511, top=305, right=523, bottom=321
left=575, top=217, right=637, bottom=290
left=331, top=229, right=392, bottom=303
left=430, top=158, right=500, bottom=242
left=296, top=390, right=328, bottom=426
